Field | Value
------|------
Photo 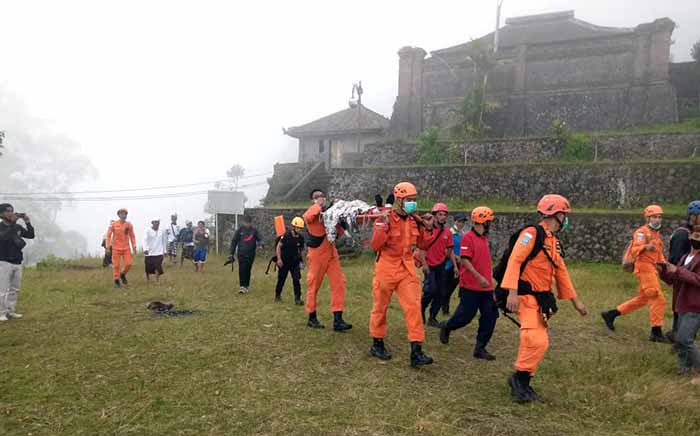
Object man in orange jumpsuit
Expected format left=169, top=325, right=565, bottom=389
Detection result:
left=601, top=205, right=670, bottom=342
left=503, top=194, right=588, bottom=402
left=369, top=182, right=438, bottom=367
left=303, top=189, right=352, bottom=331
left=105, top=208, right=137, bottom=288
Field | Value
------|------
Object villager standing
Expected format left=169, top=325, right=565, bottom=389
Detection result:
left=179, top=220, right=195, bottom=266
left=303, top=188, right=352, bottom=331
left=165, top=213, right=181, bottom=264
left=420, top=203, right=459, bottom=327
left=274, top=217, right=305, bottom=304
left=0, top=204, right=34, bottom=321
left=231, top=215, right=263, bottom=294
left=439, top=207, right=498, bottom=361
left=193, top=220, right=209, bottom=273
left=105, top=208, right=136, bottom=288
left=369, top=182, right=438, bottom=367
left=501, top=194, right=588, bottom=402
left=601, top=205, right=671, bottom=342
left=442, top=213, right=468, bottom=315
left=659, top=225, right=700, bottom=375
left=665, top=200, right=700, bottom=342
left=143, top=218, right=167, bottom=283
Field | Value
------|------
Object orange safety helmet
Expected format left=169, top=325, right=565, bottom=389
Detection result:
left=537, top=194, right=571, bottom=216
left=471, top=206, right=495, bottom=224
left=431, top=202, right=449, bottom=214
left=644, top=205, right=664, bottom=217
left=393, top=182, right=417, bottom=199
left=117, top=208, right=128, bottom=215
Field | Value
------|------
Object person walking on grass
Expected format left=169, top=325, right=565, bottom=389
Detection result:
left=601, top=205, right=671, bottom=343
left=143, top=218, right=167, bottom=284
left=439, top=207, right=499, bottom=361
left=0, top=204, right=34, bottom=322
left=369, top=182, right=438, bottom=368
left=442, top=213, right=467, bottom=315
left=179, top=220, right=195, bottom=266
left=231, top=215, right=263, bottom=294
left=193, top=220, right=209, bottom=273
left=659, top=225, right=700, bottom=375
left=105, top=208, right=136, bottom=288
left=501, top=194, right=588, bottom=402
left=165, top=213, right=180, bottom=265
left=274, top=217, right=305, bottom=304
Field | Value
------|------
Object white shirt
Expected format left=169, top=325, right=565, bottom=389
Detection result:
left=685, top=254, right=696, bottom=266
left=166, top=222, right=181, bottom=243
left=143, top=227, right=167, bottom=256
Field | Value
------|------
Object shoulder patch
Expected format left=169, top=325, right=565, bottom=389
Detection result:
left=520, top=232, right=533, bottom=246
left=636, top=232, right=645, bottom=242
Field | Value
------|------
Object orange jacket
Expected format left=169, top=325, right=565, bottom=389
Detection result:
left=106, top=220, right=136, bottom=251
left=501, top=221, right=576, bottom=299
left=303, top=204, right=344, bottom=245
left=371, top=211, right=436, bottom=273
left=629, top=224, right=665, bottom=273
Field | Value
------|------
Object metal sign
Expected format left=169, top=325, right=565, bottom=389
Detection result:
left=206, top=190, right=245, bottom=215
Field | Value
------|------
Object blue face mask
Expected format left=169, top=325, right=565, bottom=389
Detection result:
left=403, top=201, right=417, bottom=214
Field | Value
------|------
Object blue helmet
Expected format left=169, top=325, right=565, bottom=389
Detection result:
left=688, top=201, right=700, bottom=216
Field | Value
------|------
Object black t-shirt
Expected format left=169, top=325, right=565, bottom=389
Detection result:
left=277, top=230, right=305, bottom=264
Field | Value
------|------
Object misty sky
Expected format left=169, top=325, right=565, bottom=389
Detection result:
left=1, top=0, right=698, bottom=254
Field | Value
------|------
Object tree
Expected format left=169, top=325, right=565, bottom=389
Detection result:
left=215, top=164, right=245, bottom=191
left=692, top=39, right=700, bottom=64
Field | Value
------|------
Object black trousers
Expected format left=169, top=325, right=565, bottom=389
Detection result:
left=238, top=254, right=255, bottom=288
left=443, top=267, right=459, bottom=313
left=275, top=261, right=301, bottom=299
left=421, top=262, right=447, bottom=320
left=444, top=288, right=499, bottom=346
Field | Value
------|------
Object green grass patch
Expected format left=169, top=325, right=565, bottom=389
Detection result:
left=1, top=255, right=700, bottom=435
left=591, top=117, right=700, bottom=136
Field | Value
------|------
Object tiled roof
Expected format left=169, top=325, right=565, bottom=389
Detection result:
left=286, top=105, right=389, bottom=138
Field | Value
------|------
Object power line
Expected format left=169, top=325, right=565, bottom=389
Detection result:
left=0, top=171, right=272, bottom=196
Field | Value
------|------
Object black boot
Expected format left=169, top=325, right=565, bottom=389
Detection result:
left=307, top=311, right=324, bottom=329
left=369, top=338, right=392, bottom=361
left=523, top=373, right=541, bottom=401
left=601, top=309, right=620, bottom=331
left=294, top=297, right=304, bottom=305
left=427, top=316, right=440, bottom=328
left=473, top=342, right=496, bottom=361
left=508, top=371, right=532, bottom=403
left=410, top=342, right=434, bottom=368
left=439, top=322, right=451, bottom=344
left=650, top=326, right=671, bottom=343
left=333, top=311, right=352, bottom=331
left=442, top=303, right=450, bottom=316
left=120, top=273, right=128, bottom=285
left=274, top=294, right=282, bottom=303
left=113, top=279, right=121, bottom=288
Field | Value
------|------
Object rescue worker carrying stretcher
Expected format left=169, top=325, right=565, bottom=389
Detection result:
left=502, top=194, right=588, bottom=402
left=369, top=182, right=438, bottom=367
left=302, top=189, right=352, bottom=331
left=601, top=205, right=671, bottom=342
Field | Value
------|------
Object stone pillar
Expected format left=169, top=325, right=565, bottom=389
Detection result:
left=389, top=46, right=426, bottom=138
left=632, top=18, right=675, bottom=84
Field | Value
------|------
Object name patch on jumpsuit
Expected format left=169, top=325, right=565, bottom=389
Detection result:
left=520, top=232, right=533, bottom=246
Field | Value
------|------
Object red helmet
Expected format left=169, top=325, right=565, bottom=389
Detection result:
left=644, top=205, right=664, bottom=217
left=471, top=206, right=495, bottom=224
left=393, top=182, right=417, bottom=199
left=431, top=202, right=448, bottom=214
left=537, top=194, right=571, bottom=216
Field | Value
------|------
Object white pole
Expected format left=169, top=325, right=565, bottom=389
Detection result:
left=494, top=0, right=504, bottom=53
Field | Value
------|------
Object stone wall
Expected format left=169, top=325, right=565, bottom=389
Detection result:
left=222, top=208, right=685, bottom=262
left=327, top=161, right=699, bottom=208
left=671, top=61, right=700, bottom=117
left=361, top=133, right=700, bottom=167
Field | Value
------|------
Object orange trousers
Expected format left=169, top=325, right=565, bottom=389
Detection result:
left=305, top=245, right=345, bottom=314
left=369, top=265, right=425, bottom=343
left=617, top=271, right=666, bottom=327
left=514, top=295, right=549, bottom=375
left=112, top=249, right=133, bottom=280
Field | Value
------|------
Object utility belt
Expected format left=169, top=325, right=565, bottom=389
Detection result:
left=495, top=280, right=558, bottom=321
left=306, top=233, right=326, bottom=249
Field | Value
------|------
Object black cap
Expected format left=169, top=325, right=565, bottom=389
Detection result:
left=453, top=213, right=467, bottom=222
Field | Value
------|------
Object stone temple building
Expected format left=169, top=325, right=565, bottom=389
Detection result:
left=390, top=10, right=678, bottom=137
left=285, top=105, right=389, bottom=169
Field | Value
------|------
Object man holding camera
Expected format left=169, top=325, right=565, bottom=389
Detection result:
left=0, top=203, right=35, bottom=321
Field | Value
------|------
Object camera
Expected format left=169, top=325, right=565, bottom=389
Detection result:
left=15, top=213, right=26, bottom=219
left=223, top=255, right=235, bottom=266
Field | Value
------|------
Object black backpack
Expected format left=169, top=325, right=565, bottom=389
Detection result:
left=492, top=225, right=547, bottom=287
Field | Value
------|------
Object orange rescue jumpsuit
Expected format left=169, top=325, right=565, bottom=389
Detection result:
left=369, top=211, right=437, bottom=342
left=303, top=203, right=346, bottom=314
left=501, top=221, right=577, bottom=375
left=106, top=220, right=136, bottom=280
left=617, top=224, right=666, bottom=327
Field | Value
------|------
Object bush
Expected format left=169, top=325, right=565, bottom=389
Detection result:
left=417, top=127, right=444, bottom=165
left=550, top=119, right=594, bottom=161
